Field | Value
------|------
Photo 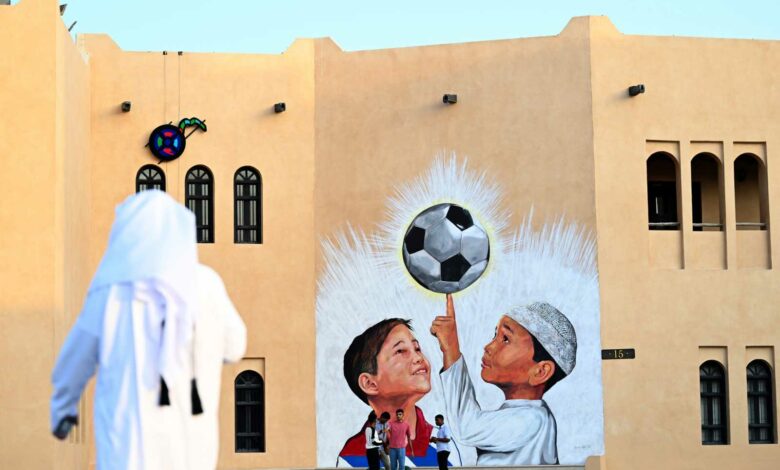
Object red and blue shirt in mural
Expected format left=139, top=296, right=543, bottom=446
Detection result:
left=337, top=407, right=446, bottom=467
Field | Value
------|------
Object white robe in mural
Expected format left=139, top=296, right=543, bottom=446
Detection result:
left=439, top=357, right=558, bottom=466
left=50, top=191, right=246, bottom=470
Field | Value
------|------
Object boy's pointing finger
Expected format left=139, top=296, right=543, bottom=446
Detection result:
left=446, top=293, right=455, bottom=318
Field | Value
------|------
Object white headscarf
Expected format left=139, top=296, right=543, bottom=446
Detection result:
left=89, top=190, right=198, bottom=388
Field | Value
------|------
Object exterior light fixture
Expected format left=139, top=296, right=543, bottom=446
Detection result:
left=442, top=94, right=458, bottom=104
left=59, top=4, right=67, bottom=15
left=628, top=84, right=645, bottom=97
left=121, top=101, right=132, bottom=112
left=274, top=102, right=286, bottom=113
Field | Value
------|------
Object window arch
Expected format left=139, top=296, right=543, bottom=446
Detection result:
left=747, top=360, right=775, bottom=444
left=136, top=164, right=166, bottom=193
left=647, top=152, right=680, bottom=230
left=700, top=360, right=729, bottom=445
left=690, top=153, right=723, bottom=231
left=734, top=154, right=768, bottom=230
left=235, top=370, right=265, bottom=453
left=234, top=167, right=262, bottom=244
left=185, top=165, right=214, bottom=243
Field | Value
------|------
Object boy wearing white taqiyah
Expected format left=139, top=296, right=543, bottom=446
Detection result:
left=430, top=295, right=576, bottom=466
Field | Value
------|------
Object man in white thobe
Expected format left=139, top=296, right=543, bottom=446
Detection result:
left=430, top=295, right=577, bottom=466
left=50, top=191, right=246, bottom=470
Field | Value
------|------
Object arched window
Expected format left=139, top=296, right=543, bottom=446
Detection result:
left=234, top=167, right=262, bottom=244
left=136, top=165, right=166, bottom=193
left=235, top=370, right=265, bottom=453
left=690, top=153, right=723, bottom=231
left=647, top=152, right=680, bottom=230
left=700, top=360, right=729, bottom=445
left=734, top=154, right=768, bottom=230
left=747, top=360, right=775, bottom=444
left=185, top=166, right=214, bottom=243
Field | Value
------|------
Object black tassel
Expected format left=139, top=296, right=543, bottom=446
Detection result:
left=159, top=377, right=171, bottom=406
left=191, top=378, right=203, bottom=415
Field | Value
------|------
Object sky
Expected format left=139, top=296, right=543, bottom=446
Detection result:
left=34, top=0, right=780, bottom=53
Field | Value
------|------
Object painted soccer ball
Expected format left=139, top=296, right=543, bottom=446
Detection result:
left=402, top=203, right=490, bottom=294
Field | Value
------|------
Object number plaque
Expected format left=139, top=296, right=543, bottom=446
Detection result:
left=601, top=348, right=635, bottom=360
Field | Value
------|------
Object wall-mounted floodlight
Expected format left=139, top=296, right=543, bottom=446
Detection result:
left=59, top=4, right=67, bottom=15
left=274, top=102, right=286, bottom=113
left=442, top=94, right=458, bottom=104
left=121, top=101, right=132, bottom=112
left=628, top=84, right=645, bottom=97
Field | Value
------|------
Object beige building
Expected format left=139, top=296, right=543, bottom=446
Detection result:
left=1, top=0, right=779, bottom=468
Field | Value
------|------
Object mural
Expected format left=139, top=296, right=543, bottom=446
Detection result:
left=316, top=156, right=603, bottom=467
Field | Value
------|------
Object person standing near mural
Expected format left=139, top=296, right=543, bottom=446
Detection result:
left=376, top=411, right=392, bottom=469
left=387, top=409, right=414, bottom=470
left=429, top=414, right=452, bottom=470
left=430, top=295, right=577, bottom=465
left=49, top=191, right=247, bottom=470
left=338, top=318, right=439, bottom=467
left=365, top=413, right=382, bottom=470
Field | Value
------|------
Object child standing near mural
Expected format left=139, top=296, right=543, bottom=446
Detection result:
left=430, top=295, right=577, bottom=466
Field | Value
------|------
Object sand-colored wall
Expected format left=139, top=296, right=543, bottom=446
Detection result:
left=53, top=8, right=93, bottom=469
left=4, top=2, right=780, bottom=468
left=313, top=19, right=597, bottom=253
left=590, top=16, right=780, bottom=469
left=82, top=33, right=317, bottom=469
left=0, top=0, right=91, bottom=468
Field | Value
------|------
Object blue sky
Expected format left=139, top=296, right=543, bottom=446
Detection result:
left=43, top=0, right=780, bottom=53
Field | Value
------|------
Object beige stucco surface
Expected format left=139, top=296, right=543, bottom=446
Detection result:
left=589, top=15, right=780, bottom=470
left=1, top=1, right=779, bottom=469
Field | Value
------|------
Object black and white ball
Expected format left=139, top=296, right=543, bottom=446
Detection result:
left=402, top=203, right=490, bottom=294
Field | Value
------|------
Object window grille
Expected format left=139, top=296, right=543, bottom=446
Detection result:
left=235, top=370, right=265, bottom=452
left=136, top=165, right=166, bottom=192
left=747, top=360, right=775, bottom=444
left=185, top=166, right=214, bottom=243
left=234, top=167, right=262, bottom=244
left=700, top=360, right=729, bottom=445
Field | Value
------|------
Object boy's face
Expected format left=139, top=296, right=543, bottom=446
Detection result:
left=365, top=324, right=431, bottom=401
left=480, top=315, right=539, bottom=388
left=396, top=411, right=404, bottom=421
left=435, top=416, right=444, bottom=426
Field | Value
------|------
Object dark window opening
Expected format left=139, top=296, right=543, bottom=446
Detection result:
left=235, top=370, right=265, bottom=453
left=734, top=154, right=768, bottom=231
left=185, top=166, right=214, bottom=243
left=747, top=360, right=775, bottom=444
left=647, top=152, right=680, bottom=230
left=234, top=167, right=262, bottom=244
left=136, top=165, right=166, bottom=193
left=690, top=153, right=723, bottom=231
left=692, top=182, right=702, bottom=231
left=700, top=360, right=729, bottom=445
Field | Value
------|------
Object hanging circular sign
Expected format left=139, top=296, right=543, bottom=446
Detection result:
left=148, top=124, right=186, bottom=161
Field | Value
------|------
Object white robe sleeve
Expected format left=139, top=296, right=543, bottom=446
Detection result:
left=439, top=356, right=544, bottom=452
left=50, top=288, right=108, bottom=433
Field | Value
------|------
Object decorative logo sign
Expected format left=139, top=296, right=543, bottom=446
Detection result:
left=147, top=117, right=207, bottom=161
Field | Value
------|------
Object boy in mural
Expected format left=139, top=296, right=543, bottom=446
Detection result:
left=338, top=318, right=441, bottom=467
left=430, top=295, right=577, bottom=465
